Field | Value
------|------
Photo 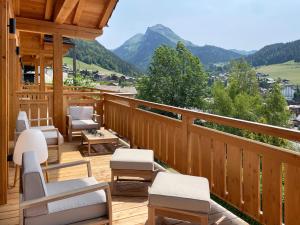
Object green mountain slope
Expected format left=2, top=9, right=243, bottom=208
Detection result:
left=256, top=61, right=300, bottom=84
left=247, top=40, right=300, bottom=66
left=113, top=24, right=241, bottom=71
left=63, top=57, right=124, bottom=76
left=66, top=39, right=141, bottom=76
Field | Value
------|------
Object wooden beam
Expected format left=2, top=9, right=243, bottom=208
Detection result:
left=53, top=33, right=63, bottom=132
left=73, top=0, right=86, bottom=25
left=54, top=0, right=79, bottom=24
left=20, top=48, right=53, bottom=57
left=16, top=17, right=102, bottom=40
left=98, top=0, right=117, bottom=28
left=0, top=0, right=8, bottom=205
left=13, top=0, right=19, bottom=16
left=44, top=0, right=54, bottom=20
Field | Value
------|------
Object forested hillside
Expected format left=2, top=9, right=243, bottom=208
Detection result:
left=247, top=40, right=300, bottom=66
left=67, top=39, right=141, bottom=76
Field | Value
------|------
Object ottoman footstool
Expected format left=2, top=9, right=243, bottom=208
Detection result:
left=110, top=148, right=165, bottom=196
left=148, top=172, right=210, bottom=225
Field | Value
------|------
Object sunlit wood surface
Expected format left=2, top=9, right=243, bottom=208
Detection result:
left=0, top=141, right=248, bottom=225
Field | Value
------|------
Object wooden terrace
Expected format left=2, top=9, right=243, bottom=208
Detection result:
left=0, top=140, right=248, bottom=225
left=1, top=0, right=300, bottom=225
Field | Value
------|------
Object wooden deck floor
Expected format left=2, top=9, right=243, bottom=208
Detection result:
left=0, top=141, right=248, bottom=225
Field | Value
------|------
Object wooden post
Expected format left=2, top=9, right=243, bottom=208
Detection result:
left=34, top=60, right=39, bottom=85
left=0, top=0, right=8, bottom=205
left=16, top=56, right=21, bottom=90
left=8, top=36, right=17, bottom=140
left=53, top=33, right=63, bottom=132
left=73, top=45, right=76, bottom=84
left=39, top=54, right=45, bottom=92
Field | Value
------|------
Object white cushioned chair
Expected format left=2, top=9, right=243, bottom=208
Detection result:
left=20, top=151, right=112, bottom=225
left=148, top=172, right=211, bottom=225
left=15, top=111, right=64, bottom=162
left=66, top=106, right=101, bottom=141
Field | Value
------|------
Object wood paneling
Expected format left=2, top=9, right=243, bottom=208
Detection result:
left=285, top=164, right=300, bottom=225
left=242, top=149, right=260, bottom=219
left=262, top=156, right=282, bottom=225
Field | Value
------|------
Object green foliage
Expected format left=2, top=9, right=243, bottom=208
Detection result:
left=247, top=40, right=300, bottom=66
left=64, top=74, right=96, bottom=88
left=137, top=42, right=208, bottom=109
left=67, top=39, right=141, bottom=77
left=211, top=60, right=290, bottom=147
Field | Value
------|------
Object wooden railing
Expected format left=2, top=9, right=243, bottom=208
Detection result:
left=15, top=91, right=54, bottom=126
left=103, top=93, right=300, bottom=225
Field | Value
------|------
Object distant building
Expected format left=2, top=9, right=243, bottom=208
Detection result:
left=282, top=85, right=296, bottom=101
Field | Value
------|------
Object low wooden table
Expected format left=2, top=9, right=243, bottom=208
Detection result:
left=81, top=128, right=119, bottom=155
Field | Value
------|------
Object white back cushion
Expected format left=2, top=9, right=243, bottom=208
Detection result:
left=69, top=106, right=93, bottom=120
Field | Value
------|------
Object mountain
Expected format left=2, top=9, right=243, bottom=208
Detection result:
left=113, top=24, right=242, bottom=71
left=230, top=49, right=257, bottom=56
left=247, top=40, right=300, bottom=67
left=66, top=39, right=141, bottom=76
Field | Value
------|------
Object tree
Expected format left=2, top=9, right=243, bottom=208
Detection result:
left=211, top=60, right=290, bottom=147
left=137, top=42, right=208, bottom=109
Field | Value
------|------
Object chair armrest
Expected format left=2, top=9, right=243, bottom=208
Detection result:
left=20, top=182, right=109, bottom=210
left=42, top=160, right=92, bottom=177
left=41, top=128, right=60, bottom=140
left=92, top=114, right=101, bottom=122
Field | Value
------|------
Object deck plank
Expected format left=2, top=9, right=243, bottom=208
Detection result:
left=0, top=141, right=248, bottom=225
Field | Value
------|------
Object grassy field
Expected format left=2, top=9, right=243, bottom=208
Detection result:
left=63, top=57, right=124, bottom=77
left=256, top=60, right=300, bottom=84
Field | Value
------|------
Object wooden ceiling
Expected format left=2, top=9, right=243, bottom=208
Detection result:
left=13, top=0, right=118, bottom=39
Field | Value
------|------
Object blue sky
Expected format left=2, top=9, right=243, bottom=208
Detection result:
left=97, top=0, right=300, bottom=51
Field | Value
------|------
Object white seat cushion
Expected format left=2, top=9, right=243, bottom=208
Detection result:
left=149, top=172, right=211, bottom=214
left=25, top=177, right=107, bottom=225
left=42, top=130, right=64, bottom=145
left=110, top=148, right=154, bottom=171
left=72, top=120, right=99, bottom=130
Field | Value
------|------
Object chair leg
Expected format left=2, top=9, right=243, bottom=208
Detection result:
left=13, top=164, right=19, bottom=187
left=57, top=145, right=61, bottom=163
left=45, top=161, right=49, bottom=183
left=148, top=206, right=156, bottom=225
left=111, top=170, right=115, bottom=194
left=68, top=128, right=72, bottom=142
